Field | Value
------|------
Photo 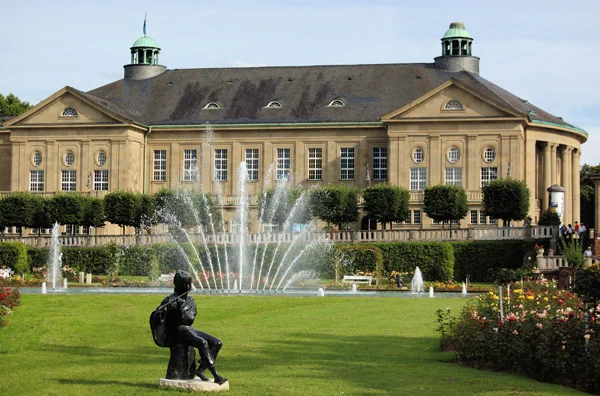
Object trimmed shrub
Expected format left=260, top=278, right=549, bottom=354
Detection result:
left=335, top=244, right=383, bottom=283
left=376, top=242, right=454, bottom=281
left=60, top=245, right=120, bottom=275
left=118, top=246, right=158, bottom=276
left=0, top=242, right=29, bottom=274
left=451, top=240, right=533, bottom=282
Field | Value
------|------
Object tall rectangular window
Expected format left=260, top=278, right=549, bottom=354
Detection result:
left=413, top=210, right=421, bottom=224
left=470, top=210, right=478, bottom=224
left=30, top=170, right=44, bottom=191
left=245, top=149, right=259, bottom=181
left=153, top=150, right=167, bottom=181
left=445, top=167, right=462, bottom=187
left=277, top=148, right=291, bottom=181
left=214, top=149, right=227, bottom=181
left=481, top=167, right=498, bottom=187
left=373, top=147, right=387, bottom=180
left=340, top=148, right=354, bottom=180
left=183, top=149, right=197, bottom=182
left=61, top=170, right=77, bottom=191
left=410, top=168, right=426, bottom=190
left=94, top=170, right=109, bottom=191
left=308, top=148, right=323, bottom=180
left=479, top=210, right=487, bottom=224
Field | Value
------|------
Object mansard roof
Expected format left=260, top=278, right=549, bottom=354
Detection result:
left=86, top=63, right=576, bottom=129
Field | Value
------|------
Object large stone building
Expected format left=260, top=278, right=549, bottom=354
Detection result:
left=0, top=22, right=587, bottom=234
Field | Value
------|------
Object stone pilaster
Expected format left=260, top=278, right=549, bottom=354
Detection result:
left=387, top=136, right=399, bottom=186
left=542, top=143, right=551, bottom=211
left=525, top=138, right=537, bottom=221
left=428, top=135, right=440, bottom=185
left=572, top=149, right=581, bottom=223
left=550, top=144, right=557, bottom=185
left=467, top=135, right=477, bottom=191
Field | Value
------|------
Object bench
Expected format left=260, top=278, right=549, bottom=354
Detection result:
left=342, top=275, right=373, bottom=285
left=159, top=274, right=173, bottom=283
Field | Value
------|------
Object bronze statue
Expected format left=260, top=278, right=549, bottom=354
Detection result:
left=151, top=270, right=227, bottom=385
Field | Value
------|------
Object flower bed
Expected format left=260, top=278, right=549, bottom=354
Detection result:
left=0, top=287, right=21, bottom=329
left=437, top=276, right=600, bottom=393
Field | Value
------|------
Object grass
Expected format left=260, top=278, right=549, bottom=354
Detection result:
left=1, top=294, right=587, bottom=395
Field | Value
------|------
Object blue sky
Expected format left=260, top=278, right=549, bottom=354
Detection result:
left=2, top=0, right=599, bottom=164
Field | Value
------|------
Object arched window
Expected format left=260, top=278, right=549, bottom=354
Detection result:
left=265, top=101, right=282, bottom=108
left=61, top=107, right=78, bottom=117
left=412, top=147, right=424, bottom=164
left=443, top=100, right=463, bottom=111
left=328, top=100, right=345, bottom=107
left=203, top=102, right=220, bottom=109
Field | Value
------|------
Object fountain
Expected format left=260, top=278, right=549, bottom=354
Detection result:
left=48, top=222, right=63, bottom=291
left=351, top=284, right=358, bottom=293
left=317, top=287, right=325, bottom=297
left=156, top=156, right=331, bottom=295
left=411, top=267, right=424, bottom=294
left=461, top=282, right=467, bottom=295
left=429, top=286, right=434, bottom=298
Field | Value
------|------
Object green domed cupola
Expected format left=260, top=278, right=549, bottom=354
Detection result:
left=124, top=15, right=167, bottom=80
left=441, top=22, right=473, bottom=56
left=434, top=22, right=480, bottom=74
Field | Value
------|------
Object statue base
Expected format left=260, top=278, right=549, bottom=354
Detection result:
left=158, top=378, right=230, bottom=392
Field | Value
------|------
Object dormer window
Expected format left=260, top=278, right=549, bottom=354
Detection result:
left=203, top=102, right=220, bottom=109
left=328, top=100, right=345, bottom=107
left=443, top=100, right=463, bottom=111
left=61, top=107, right=78, bottom=117
left=265, top=101, right=282, bottom=108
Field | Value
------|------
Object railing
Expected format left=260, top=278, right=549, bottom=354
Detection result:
left=0, top=225, right=555, bottom=247
left=537, top=255, right=568, bottom=272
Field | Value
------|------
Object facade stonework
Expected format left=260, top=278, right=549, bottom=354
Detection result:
left=0, top=23, right=587, bottom=235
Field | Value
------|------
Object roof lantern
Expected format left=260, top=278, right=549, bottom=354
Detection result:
left=124, top=14, right=166, bottom=80
left=434, top=22, right=480, bottom=74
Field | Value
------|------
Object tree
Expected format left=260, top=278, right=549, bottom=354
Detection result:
left=362, top=184, right=410, bottom=230
left=134, top=193, right=156, bottom=232
left=154, top=189, right=222, bottom=231
left=81, top=196, right=106, bottom=232
left=482, top=178, right=530, bottom=226
left=104, top=191, right=141, bottom=235
left=0, top=192, right=38, bottom=236
left=257, top=187, right=311, bottom=228
left=422, top=185, right=468, bottom=228
left=0, top=93, right=32, bottom=117
left=30, top=195, right=56, bottom=234
left=580, top=163, right=600, bottom=229
left=309, top=184, right=359, bottom=230
left=538, top=210, right=561, bottom=226
left=51, top=193, right=85, bottom=231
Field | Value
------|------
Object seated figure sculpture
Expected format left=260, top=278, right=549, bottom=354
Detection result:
left=151, top=270, right=227, bottom=385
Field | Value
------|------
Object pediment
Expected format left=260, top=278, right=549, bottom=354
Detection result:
left=5, top=87, right=128, bottom=127
left=382, top=80, right=521, bottom=121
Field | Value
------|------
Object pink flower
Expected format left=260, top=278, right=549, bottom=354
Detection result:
left=584, top=334, right=591, bottom=340
left=536, top=323, right=543, bottom=329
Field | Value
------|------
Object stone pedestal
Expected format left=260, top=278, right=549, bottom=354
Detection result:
left=166, top=342, right=196, bottom=380
left=158, top=378, right=230, bottom=392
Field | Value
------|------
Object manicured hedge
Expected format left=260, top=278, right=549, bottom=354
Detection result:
left=0, top=242, right=29, bottom=274
left=11, top=239, right=536, bottom=282
left=451, top=240, right=534, bottom=282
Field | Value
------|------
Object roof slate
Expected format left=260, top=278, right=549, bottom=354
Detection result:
left=87, top=63, right=576, bottom=129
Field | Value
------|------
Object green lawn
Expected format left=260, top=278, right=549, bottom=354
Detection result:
left=0, top=294, right=586, bottom=395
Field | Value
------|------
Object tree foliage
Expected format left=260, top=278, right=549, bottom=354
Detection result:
left=0, top=193, right=38, bottom=235
left=538, top=209, right=561, bottom=226
left=423, top=185, right=468, bottom=227
left=580, top=163, right=600, bottom=229
left=51, top=193, right=85, bottom=227
left=81, top=196, right=106, bottom=230
left=482, top=178, right=530, bottom=226
left=155, top=189, right=222, bottom=231
left=309, top=184, right=359, bottom=230
left=104, top=191, right=141, bottom=234
left=257, top=187, right=310, bottom=228
left=0, top=93, right=31, bottom=117
left=362, top=184, right=410, bottom=229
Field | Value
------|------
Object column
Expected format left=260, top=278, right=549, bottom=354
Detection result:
left=550, top=144, right=557, bottom=185
left=542, top=143, right=551, bottom=211
left=561, top=147, right=572, bottom=225
left=572, top=149, right=580, bottom=223
left=201, top=142, right=211, bottom=193
left=397, top=137, right=407, bottom=188
left=525, top=138, right=537, bottom=222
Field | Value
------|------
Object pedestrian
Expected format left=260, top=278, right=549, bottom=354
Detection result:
left=579, top=222, right=587, bottom=239
left=584, top=247, right=592, bottom=257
